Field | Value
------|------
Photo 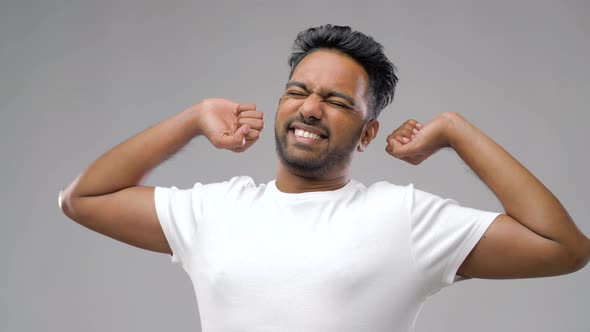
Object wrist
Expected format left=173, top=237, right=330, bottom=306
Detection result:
left=439, top=112, right=469, bottom=149
left=183, top=100, right=206, bottom=136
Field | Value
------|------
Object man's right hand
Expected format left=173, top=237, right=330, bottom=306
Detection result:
left=194, top=98, right=264, bottom=153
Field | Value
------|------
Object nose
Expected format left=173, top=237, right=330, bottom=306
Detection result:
left=298, top=94, right=323, bottom=120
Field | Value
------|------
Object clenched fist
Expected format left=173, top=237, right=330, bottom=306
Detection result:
left=193, top=98, right=264, bottom=153
left=385, top=113, right=457, bottom=165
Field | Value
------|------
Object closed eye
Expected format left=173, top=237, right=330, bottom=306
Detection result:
left=286, top=90, right=307, bottom=97
left=326, top=100, right=351, bottom=109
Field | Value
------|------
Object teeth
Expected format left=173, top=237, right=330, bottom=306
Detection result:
left=294, top=129, right=321, bottom=141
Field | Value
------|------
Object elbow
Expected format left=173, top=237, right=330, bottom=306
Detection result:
left=58, top=188, right=80, bottom=221
left=576, top=238, right=590, bottom=270
left=566, top=237, right=590, bottom=273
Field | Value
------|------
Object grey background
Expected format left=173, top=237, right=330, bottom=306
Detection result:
left=1, top=0, right=589, bottom=331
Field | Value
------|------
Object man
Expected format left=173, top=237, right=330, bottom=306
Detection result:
left=60, top=25, right=590, bottom=331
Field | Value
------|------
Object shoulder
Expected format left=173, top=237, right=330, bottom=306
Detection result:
left=193, top=176, right=261, bottom=196
left=222, top=175, right=257, bottom=190
left=363, top=181, right=451, bottom=212
left=157, top=176, right=260, bottom=202
left=350, top=180, right=414, bottom=210
left=367, top=182, right=456, bottom=206
left=365, top=180, right=412, bottom=198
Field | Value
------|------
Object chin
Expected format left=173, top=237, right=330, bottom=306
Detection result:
left=279, top=150, right=352, bottom=179
left=275, top=130, right=353, bottom=178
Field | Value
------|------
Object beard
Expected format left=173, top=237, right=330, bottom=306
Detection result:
left=274, top=114, right=362, bottom=178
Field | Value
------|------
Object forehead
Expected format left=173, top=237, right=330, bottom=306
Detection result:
left=290, top=50, right=369, bottom=99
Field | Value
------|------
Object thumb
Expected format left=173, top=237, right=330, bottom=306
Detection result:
left=220, top=124, right=250, bottom=148
left=389, top=137, right=417, bottom=158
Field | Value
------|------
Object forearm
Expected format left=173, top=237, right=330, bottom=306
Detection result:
left=62, top=104, right=202, bottom=202
left=446, top=113, right=589, bottom=253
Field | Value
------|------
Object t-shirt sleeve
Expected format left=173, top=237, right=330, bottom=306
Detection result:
left=407, top=184, right=501, bottom=295
left=154, top=184, right=202, bottom=269
left=154, top=176, right=254, bottom=270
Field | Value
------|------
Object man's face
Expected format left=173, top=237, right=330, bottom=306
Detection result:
left=274, top=49, right=372, bottom=177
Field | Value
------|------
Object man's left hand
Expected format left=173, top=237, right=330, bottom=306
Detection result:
left=385, top=113, right=455, bottom=165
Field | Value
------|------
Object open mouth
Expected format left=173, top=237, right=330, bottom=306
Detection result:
left=293, top=128, right=322, bottom=141
left=288, top=124, right=328, bottom=143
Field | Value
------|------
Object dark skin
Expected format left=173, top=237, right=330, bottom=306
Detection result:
left=274, top=50, right=379, bottom=192
left=60, top=49, right=590, bottom=279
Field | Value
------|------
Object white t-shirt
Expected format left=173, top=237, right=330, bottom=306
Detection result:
left=155, top=176, right=501, bottom=332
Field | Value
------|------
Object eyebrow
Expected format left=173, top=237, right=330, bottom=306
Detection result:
left=285, top=81, right=357, bottom=107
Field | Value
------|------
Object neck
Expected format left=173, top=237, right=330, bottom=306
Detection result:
left=275, top=160, right=351, bottom=193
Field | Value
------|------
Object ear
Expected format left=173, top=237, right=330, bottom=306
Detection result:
left=357, top=119, right=380, bottom=152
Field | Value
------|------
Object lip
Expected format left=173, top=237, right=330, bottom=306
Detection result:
left=289, top=123, right=328, bottom=138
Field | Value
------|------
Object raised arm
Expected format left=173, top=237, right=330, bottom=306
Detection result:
left=385, top=112, right=590, bottom=278
left=60, top=98, right=264, bottom=254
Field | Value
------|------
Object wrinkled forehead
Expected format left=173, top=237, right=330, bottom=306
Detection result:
left=290, top=49, right=370, bottom=102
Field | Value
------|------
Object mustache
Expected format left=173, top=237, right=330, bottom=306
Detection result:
left=285, top=114, right=330, bottom=137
